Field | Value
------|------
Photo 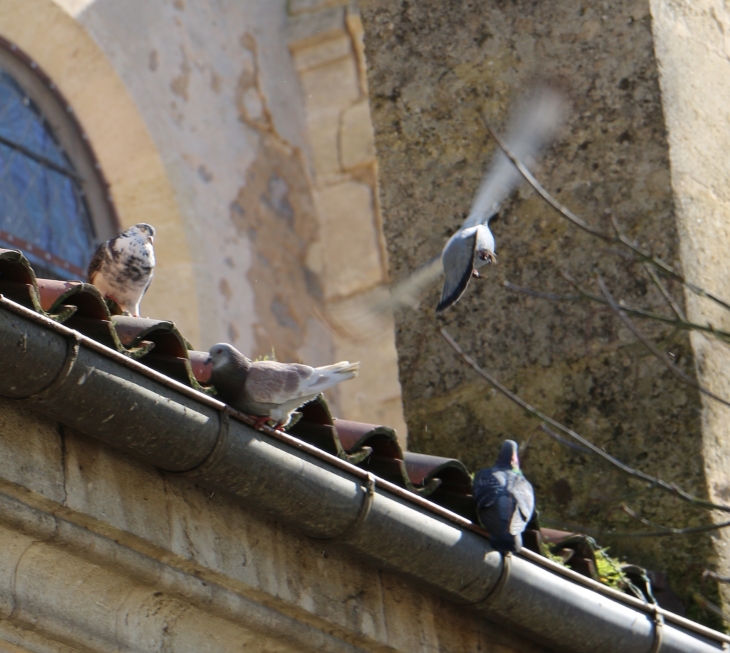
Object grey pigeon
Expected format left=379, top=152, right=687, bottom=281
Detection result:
left=207, top=343, right=360, bottom=428
left=325, top=87, right=565, bottom=336
left=473, top=440, right=535, bottom=553
left=87, top=223, right=156, bottom=317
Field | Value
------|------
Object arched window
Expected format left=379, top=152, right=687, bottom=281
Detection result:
left=0, top=38, right=118, bottom=280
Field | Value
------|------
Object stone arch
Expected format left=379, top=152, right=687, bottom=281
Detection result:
left=0, top=0, right=201, bottom=343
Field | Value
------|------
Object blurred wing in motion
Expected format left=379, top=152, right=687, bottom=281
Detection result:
left=322, top=256, right=443, bottom=340
left=462, top=86, right=566, bottom=230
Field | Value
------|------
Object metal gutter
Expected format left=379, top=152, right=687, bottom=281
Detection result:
left=0, top=296, right=727, bottom=653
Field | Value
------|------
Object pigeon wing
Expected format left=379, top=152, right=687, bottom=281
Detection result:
left=245, top=361, right=317, bottom=405
left=323, top=256, right=443, bottom=339
left=86, top=242, right=108, bottom=284
left=461, top=86, right=565, bottom=230
left=473, top=468, right=506, bottom=509
left=508, top=474, right=535, bottom=536
left=436, top=230, right=477, bottom=312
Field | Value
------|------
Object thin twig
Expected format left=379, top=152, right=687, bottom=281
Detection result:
left=507, top=272, right=730, bottom=344
left=694, top=592, right=730, bottom=624
left=439, top=327, right=730, bottom=514
left=644, top=263, right=686, bottom=322
left=486, top=122, right=730, bottom=315
left=539, top=515, right=726, bottom=540
left=597, top=275, right=730, bottom=410
left=703, top=570, right=730, bottom=584
left=503, top=281, right=581, bottom=302
left=539, top=423, right=593, bottom=454
left=621, top=504, right=730, bottom=536
left=485, top=122, right=611, bottom=241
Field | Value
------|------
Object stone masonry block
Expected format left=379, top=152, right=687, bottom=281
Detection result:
left=289, top=0, right=349, bottom=16
left=300, top=57, right=360, bottom=175
left=292, top=34, right=352, bottom=72
left=288, top=5, right=347, bottom=50
left=339, top=99, right=375, bottom=169
left=311, top=181, right=384, bottom=298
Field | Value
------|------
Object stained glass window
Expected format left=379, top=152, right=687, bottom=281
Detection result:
left=0, top=41, right=117, bottom=281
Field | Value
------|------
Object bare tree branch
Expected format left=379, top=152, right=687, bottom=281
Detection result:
left=503, top=281, right=581, bottom=303
left=485, top=121, right=730, bottom=315
left=505, top=273, right=730, bottom=345
left=440, top=327, right=730, bottom=514
left=703, top=569, right=730, bottom=584
left=694, top=592, right=730, bottom=624
left=539, top=423, right=592, bottom=454
left=643, top=263, right=686, bottom=322
left=597, top=275, right=730, bottom=410
left=620, top=504, right=730, bottom=537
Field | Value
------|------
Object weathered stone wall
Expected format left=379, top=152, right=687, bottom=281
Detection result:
left=0, top=397, right=545, bottom=653
left=19, top=0, right=407, bottom=439
left=650, top=0, right=730, bottom=606
left=359, top=0, right=723, bottom=623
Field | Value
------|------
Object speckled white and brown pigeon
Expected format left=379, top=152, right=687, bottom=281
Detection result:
left=87, top=223, right=156, bottom=317
left=207, top=343, right=360, bottom=429
left=473, top=440, right=535, bottom=553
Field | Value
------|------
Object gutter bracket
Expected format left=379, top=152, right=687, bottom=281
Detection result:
left=169, top=410, right=231, bottom=475
left=22, top=331, right=81, bottom=401
left=472, top=551, right=512, bottom=607
left=312, top=472, right=376, bottom=542
left=648, top=604, right=664, bottom=653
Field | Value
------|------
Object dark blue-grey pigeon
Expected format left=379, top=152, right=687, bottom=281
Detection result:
left=87, top=223, right=156, bottom=317
left=473, top=440, right=535, bottom=553
left=207, top=343, right=359, bottom=429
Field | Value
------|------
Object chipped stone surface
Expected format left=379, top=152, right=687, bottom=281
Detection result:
left=360, top=0, right=723, bottom=624
left=0, top=397, right=543, bottom=652
left=229, top=135, right=320, bottom=363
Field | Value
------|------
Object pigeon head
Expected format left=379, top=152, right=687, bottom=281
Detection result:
left=123, top=223, right=156, bottom=245
left=474, top=224, right=496, bottom=267
left=207, top=342, right=250, bottom=370
left=496, top=439, right=519, bottom=469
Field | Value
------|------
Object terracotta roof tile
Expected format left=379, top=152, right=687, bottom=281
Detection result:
left=0, top=247, right=702, bottom=614
left=0, top=247, right=486, bottom=516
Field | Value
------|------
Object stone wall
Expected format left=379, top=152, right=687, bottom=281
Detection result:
left=650, top=0, right=730, bottom=606
left=18, top=0, right=407, bottom=440
left=359, top=0, right=724, bottom=624
left=0, top=397, right=545, bottom=652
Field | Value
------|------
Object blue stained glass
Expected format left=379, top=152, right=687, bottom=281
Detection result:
left=0, top=68, right=96, bottom=279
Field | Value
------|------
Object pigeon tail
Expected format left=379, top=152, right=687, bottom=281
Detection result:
left=314, top=360, right=360, bottom=377
left=308, top=361, right=360, bottom=391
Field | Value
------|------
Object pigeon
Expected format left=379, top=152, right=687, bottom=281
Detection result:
left=324, top=86, right=565, bottom=337
left=436, top=86, right=564, bottom=311
left=87, top=223, right=156, bottom=317
left=473, top=440, right=535, bottom=554
left=207, top=343, right=360, bottom=428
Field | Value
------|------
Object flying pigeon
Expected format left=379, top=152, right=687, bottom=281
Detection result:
left=207, top=342, right=360, bottom=429
left=87, top=223, right=156, bottom=317
left=473, top=439, right=535, bottom=553
left=324, top=87, right=565, bottom=336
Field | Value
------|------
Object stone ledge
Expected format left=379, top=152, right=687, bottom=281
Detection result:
left=0, top=475, right=370, bottom=653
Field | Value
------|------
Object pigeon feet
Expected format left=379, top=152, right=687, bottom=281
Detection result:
left=472, top=269, right=481, bottom=278
left=249, top=415, right=273, bottom=430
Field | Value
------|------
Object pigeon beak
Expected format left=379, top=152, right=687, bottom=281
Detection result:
left=205, top=356, right=212, bottom=365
